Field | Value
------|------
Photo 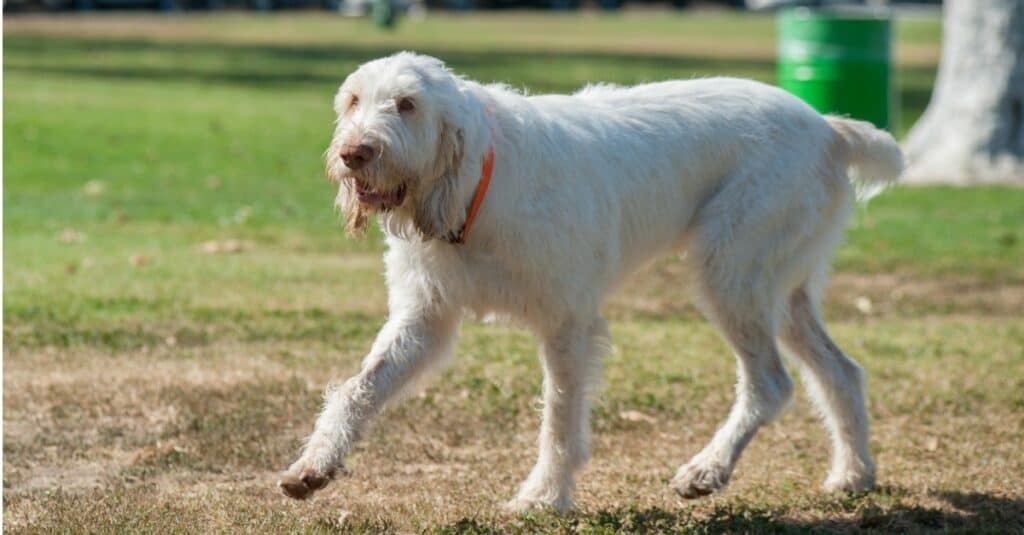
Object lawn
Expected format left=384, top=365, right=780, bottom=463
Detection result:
left=4, top=11, right=1024, bottom=534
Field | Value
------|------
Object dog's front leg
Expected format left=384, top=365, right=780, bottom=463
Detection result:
left=279, top=311, right=459, bottom=500
left=507, top=316, right=608, bottom=513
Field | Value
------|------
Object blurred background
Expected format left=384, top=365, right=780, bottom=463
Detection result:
left=4, top=0, right=1023, bottom=532
left=3, top=0, right=941, bottom=15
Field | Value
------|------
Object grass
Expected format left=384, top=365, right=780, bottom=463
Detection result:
left=4, top=10, right=1024, bottom=534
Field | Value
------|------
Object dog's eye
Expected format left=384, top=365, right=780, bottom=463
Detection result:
left=350, top=95, right=359, bottom=110
left=397, top=97, right=415, bottom=114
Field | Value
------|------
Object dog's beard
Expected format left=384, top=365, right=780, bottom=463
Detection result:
left=328, top=155, right=418, bottom=237
left=334, top=180, right=371, bottom=235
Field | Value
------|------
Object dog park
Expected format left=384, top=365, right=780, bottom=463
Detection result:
left=4, top=4, right=1024, bottom=533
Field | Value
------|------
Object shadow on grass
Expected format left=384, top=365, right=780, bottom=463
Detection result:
left=6, top=35, right=938, bottom=134
left=4, top=481, right=1019, bottom=533
left=5, top=35, right=935, bottom=94
left=437, top=489, right=1024, bottom=534
left=5, top=35, right=777, bottom=92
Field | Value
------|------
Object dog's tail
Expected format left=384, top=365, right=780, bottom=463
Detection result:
left=826, top=116, right=905, bottom=201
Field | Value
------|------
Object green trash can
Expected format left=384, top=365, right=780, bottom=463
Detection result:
left=372, top=0, right=396, bottom=29
left=777, top=7, right=895, bottom=131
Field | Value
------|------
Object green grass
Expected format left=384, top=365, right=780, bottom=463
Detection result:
left=4, top=11, right=1024, bottom=534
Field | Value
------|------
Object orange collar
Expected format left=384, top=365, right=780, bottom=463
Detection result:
left=451, top=144, right=495, bottom=244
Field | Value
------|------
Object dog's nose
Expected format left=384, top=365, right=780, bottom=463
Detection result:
left=340, top=143, right=376, bottom=170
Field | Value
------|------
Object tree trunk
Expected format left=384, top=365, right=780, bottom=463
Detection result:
left=903, top=0, right=1024, bottom=185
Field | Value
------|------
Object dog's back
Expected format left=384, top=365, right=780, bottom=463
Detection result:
left=495, top=77, right=901, bottom=291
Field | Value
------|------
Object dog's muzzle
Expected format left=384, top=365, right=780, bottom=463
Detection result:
left=340, top=143, right=376, bottom=171
left=354, top=179, right=406, bottom=210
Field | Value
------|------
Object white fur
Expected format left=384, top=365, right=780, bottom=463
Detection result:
left=279, top=52, right=903, bottom=510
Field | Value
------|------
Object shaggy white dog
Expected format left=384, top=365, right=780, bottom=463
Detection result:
left=278, top=52, right=904, bottom=511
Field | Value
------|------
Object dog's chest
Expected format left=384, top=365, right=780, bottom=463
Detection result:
left=386, top=235, right=582, bottom=326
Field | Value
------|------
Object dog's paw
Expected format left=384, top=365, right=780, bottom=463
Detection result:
left=278, top=463, right=337, bottom=500
left=504, top=480, right=574, bottom=514
left=670, top=459, right=731, bottom=499
left=503, top=493, right=573, bottom=514
left=823, top=467, right=875, bottom=494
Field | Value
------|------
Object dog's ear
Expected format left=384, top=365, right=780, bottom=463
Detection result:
left=413, top=120, right=465, bottom=241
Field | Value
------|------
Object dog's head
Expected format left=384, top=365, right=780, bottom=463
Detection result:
left=327, top=52, right=478, bottom=240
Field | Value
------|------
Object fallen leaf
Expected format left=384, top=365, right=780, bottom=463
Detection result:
left=58, top=229, right=85, bottom=244
left=199, top=239, right=249, bottom=254
left=129, top=254, right=149, bottom=267
left=83, top=180, right=106, bottom=196
left=619, top=410, right=656, bottom=424
left=854, top=296, right=873, bottom=315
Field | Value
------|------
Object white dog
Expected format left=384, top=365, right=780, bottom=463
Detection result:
left=278, top=52, right=903, bottom=511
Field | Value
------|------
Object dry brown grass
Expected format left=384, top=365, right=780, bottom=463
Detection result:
left=610, top=259, right=1024, bottom=321
left=5, top=269, right=1023, bottom=533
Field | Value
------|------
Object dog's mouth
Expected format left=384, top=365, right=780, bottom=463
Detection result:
left=354, top=179, right=406, bottom=210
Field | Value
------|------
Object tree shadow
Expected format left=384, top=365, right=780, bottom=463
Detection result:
left=5, top=34, right=938, bottom=125
left=5, top=35, right=779, bottom=92
left=437, top=489, right=1023, bottom=534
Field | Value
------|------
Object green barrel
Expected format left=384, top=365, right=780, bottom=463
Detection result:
left=777, top=7, right=895, bottom=131
left=372, top=0, right=396, bottom=29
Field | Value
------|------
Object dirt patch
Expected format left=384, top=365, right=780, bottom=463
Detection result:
left=608, top=261, right=1024, bottom=320
left=828, top=273, right=1024, bottom=317
left=2, top=349, right=323, bottom=494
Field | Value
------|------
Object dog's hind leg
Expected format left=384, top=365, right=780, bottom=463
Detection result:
left=279, top=309, right=460, bottom=500
left=779, top=286, right=875, bottom=493
left=671, top=276, right=793, bottom=499
left=507, top=315, right=609, bottom=513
